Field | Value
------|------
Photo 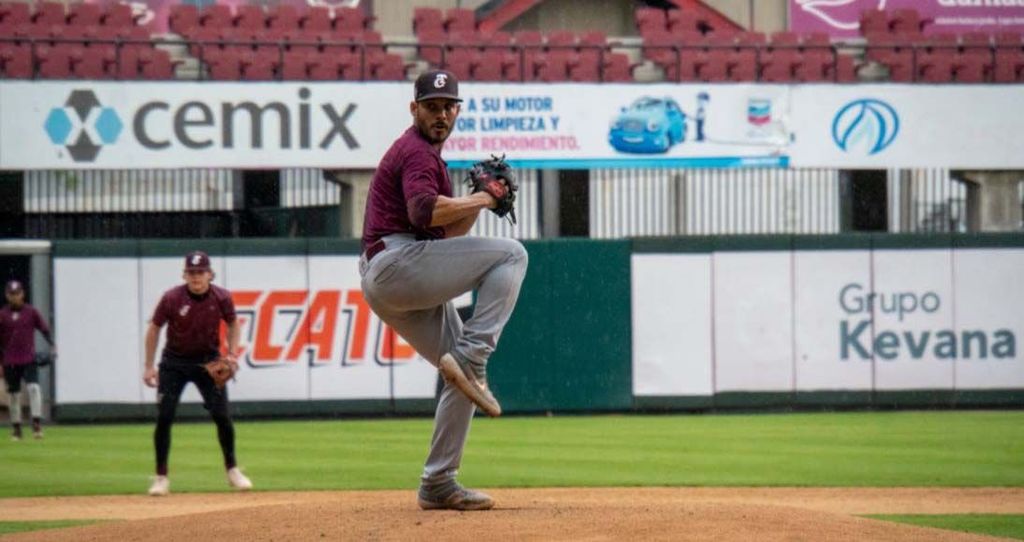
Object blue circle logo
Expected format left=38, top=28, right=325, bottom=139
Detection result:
left=831, top=98, right=899, bottom=156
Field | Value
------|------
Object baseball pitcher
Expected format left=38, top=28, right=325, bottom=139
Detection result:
left=359, top=70, right=528, bottom=511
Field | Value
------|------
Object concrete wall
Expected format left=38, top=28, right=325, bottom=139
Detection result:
left=702, top=0, right=788, bottom=33
left=501, top=0, right=635, bottom=35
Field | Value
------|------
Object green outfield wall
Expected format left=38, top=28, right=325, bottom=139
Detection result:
left=49, top=234, right=1024, bottom=421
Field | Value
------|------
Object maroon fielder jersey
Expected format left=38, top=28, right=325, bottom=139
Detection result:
left=0, top=304, right=52, bottom=366
left=151, top=284, right=236, bottom=359
left=361, top=126, right=453, bottom=251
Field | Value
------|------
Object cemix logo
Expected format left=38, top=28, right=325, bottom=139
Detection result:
left=43, top=89, right=123, bottom=162
left=831, top=98, right=899, bottom=156
left=43, top=87, right=359, bottom=163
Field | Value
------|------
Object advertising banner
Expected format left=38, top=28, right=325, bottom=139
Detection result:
left=790, top=0, right=1024, bottom=39
left=789, top=85, right=1024, bottom=169
left=1, top=82, right=791, bottom=170
left=54, top=254, right=440, bottom=405
left=633, top=247, right=1024, bottom=396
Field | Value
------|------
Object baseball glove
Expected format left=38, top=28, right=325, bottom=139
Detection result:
left=465, top=154, right=518, bottom=225
left=203, top=357, right=237, bottom=390
left=33, top=352, right=55, bottom=367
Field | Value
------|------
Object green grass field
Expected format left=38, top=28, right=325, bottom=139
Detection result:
left=0, top=410, right=1020, bottom=497
left=0, top=411, right=1021, bottom=538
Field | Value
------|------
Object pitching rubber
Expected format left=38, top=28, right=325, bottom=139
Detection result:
left=438, top=354, right=502, bottom=417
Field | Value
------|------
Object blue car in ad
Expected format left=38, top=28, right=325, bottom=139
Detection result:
left=608, top=97, right=687, bottom=154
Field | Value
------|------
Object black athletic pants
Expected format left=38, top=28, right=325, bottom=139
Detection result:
left=154, top=355, right=236, bottom=475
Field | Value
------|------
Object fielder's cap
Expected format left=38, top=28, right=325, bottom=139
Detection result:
left=5, top=280, right=23, bottom=294
left=184, top=250, right=211, bottom=271
left=414, top=69, right=462, bottom=102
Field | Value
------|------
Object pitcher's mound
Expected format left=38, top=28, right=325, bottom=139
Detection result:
left=2, top=488, right=1020, bottom=541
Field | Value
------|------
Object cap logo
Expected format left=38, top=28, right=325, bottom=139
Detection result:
left=191, top=254, right=202, bottom=265
left=433, top=74, right=448, bottom=89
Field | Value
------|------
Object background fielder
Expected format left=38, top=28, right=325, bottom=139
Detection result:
left=143, top=251, right=252, bottom=496
left=0, top=280, right=55, bottom=441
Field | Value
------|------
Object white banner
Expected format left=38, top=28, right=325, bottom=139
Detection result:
left=54, top=254, right=443, bottom=405
left=1, top=82, right=791, bottom=170
left=633, top=247, right=1024, bottom=396
left=789, top=85, right=1024, bottom=169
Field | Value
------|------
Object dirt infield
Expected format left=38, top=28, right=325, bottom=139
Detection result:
left=1, top=488, right=1022, bottom=541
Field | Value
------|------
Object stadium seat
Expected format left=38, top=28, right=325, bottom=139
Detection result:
left=370, top=52, right=406, bottom=80
left=102, top=3, right=137, bottom=27
left=235, top=5, right=266, bottom=31
left=335, top=7, right=371, bottom=33
left=33, top=2, right=65, bottom=26
left=667, top=9, right=699, bottom=35
left=443, top=47, right=475, bottom=80
left=112, top=47, right=141, bottom=78
left=38, top=48, right=72, bottom=78
left=473, top=50, right=505, bottom=81
left=444, top=8, right=475, bottom=33
left=512, top=30, right=544, bottom=81
left=568, top=56, right=599, bottom=82
left=413, top=7, right=444, bottom=36
left=280, top=51, right=311, bottom=79
left=73, top=48, right=111, bottom=79
left=240, top=53, right=275, bottom=80
left=600, top=52, right=633, bottom=82
left=545, top=30, right=576, bottom=64
left=267, top=5, right=299, bottom=31
left=0, top=44, right=32, bottom=78
left=635, top=8, right=666, bottom=35
left=68, top=3, right=102, bottom=26
left=0, top=2, right=31, bottom=27
left=140, top=49, right=178, bottom=79
left=169, top=4, right=199, bottom=36
left=640, top=30, right=680, bottom=70
left=728, top=31, right=764, bottom=81
left=994, top=35, right=1024, bottom=82
left=859, top=9, right=888, bottom=36
left=416, top=27, right=445, bottom=66
left=200, top=4, right=233, bottom=29
left=308, top=56, right=340, bottom=80
left=536, top=54, right=570, bottom=82
left=890, top=8, right=925, bottom=37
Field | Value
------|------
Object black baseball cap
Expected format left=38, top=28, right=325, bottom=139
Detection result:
left=414, top=69, right=462, bottom=102
left=184, top=250, right=212, bottom=271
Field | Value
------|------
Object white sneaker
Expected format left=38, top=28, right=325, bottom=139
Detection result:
left=148, top=475, right=170, bottom=496
left=227, top=467, right=252, bottom=491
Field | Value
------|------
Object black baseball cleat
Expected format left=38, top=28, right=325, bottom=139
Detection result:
left=418, top=482, right=494, bottom=511
left=438, top=353, right=501, bottom=417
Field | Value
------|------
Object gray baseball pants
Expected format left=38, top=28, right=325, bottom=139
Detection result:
left=359, top=233, right=528, bottom=487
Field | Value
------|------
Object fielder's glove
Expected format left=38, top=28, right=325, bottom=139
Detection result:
left=465, top=154, right=518, bottom=225
left=203, top=356, right=238, bottom=390
left=33, top=352, right=55, bottom=367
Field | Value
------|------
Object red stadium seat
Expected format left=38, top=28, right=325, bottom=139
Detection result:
left=235, top=5, right=266, bottom=31
left=0, top=2, right=31, bottom=27
left=33, top=2, right=65, bottom=25
left=280, top=51, right=311, bottom=79
left=73, top=48, right=111, bottom=79
left=308, top=55, right=340, bottom=80
left=859, top=9, right=888, bottom=36
left=102, top=3, right=137, bottom=27
left=601, top=52, right=633, bottom=82
left=200, top=4, right=233, bottom=29
left=208, top=54, right=242, bottom=80
left=416, top=27, right=445, bottom=66
left=512, top=30, right=544, bottom=80
left=369, top=53, right=405, bottom=80
left=240, top=53, right=275, bottom=80
left=68, top=3, right=102, bottom=26
left=0, top=44, right=32, bottom=78
left=444, top=8, right=475, bottom=33
left=890, top=8, right=925, bottom=37
left=443, top=47, right=475, bottom=80
left=140, top=49, right=177, bottom=80
left=413, top=7, right=443, bottom=36
left=268, top=5, right=299, bottom=31
left=169, top=4, right=199, bottom=36
left=635, top=8, right=666, bottom=35
left=667, top=9, right=699, bottom=35
left=336, top=7, right=370, bottom=32
left=473, top=50, right=505, bottom=81
left=38, top=48, right=72, bottom=78
left=761, top=50, right=798, bottom=81
left=641, top=30, right=679, bottom=69
left=536, top=54, right=570, bottom=82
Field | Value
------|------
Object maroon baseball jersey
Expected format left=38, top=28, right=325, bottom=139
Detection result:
left=0, top=304, right=52, bottom=366
left=152, top=284, right=236, bottom=359
left=361, top=126, right=454, bottom=250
